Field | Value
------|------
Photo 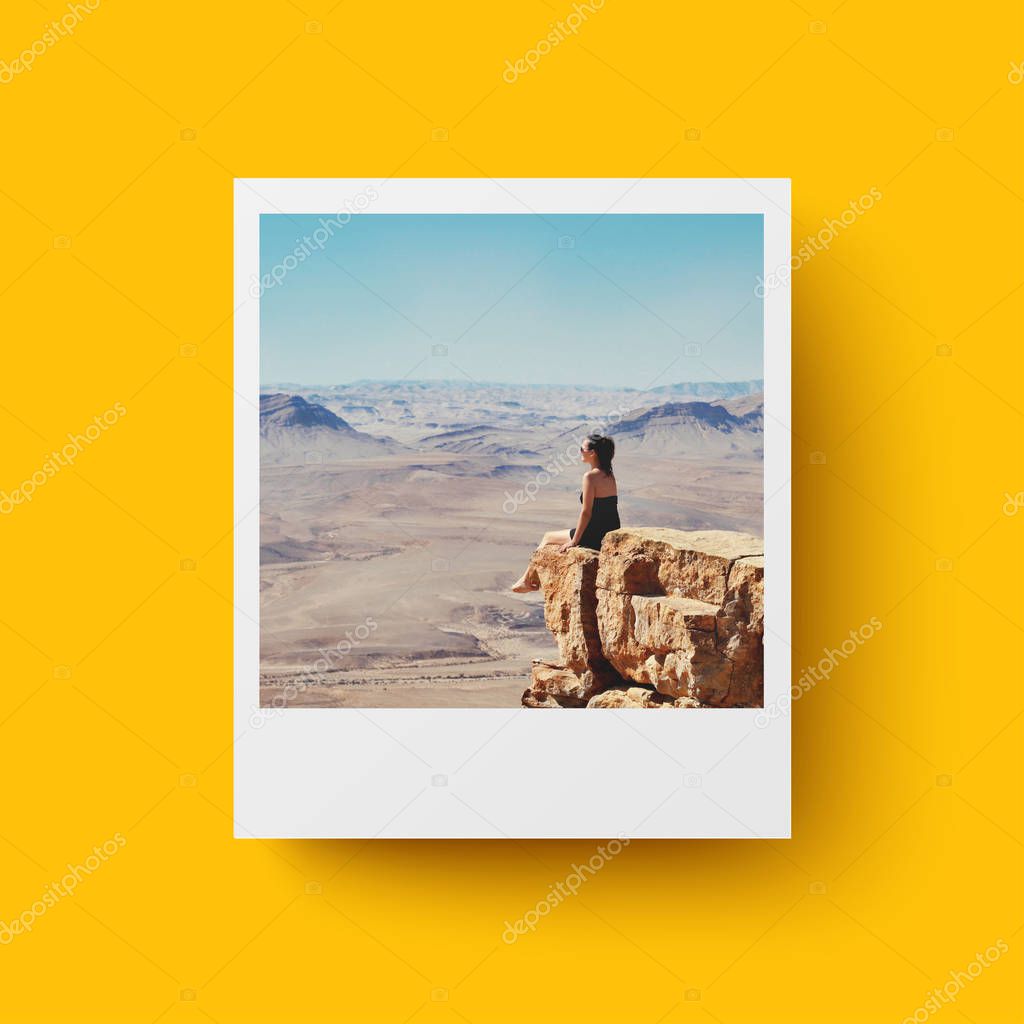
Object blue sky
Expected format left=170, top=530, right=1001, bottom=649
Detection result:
left=259, top=213, right=763, bottom=388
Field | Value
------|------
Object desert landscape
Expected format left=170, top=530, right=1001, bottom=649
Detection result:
left=259, top=378, right=764, bottom=708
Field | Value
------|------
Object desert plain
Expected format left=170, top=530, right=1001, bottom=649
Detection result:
left=259, top=379, right=764, bottom=708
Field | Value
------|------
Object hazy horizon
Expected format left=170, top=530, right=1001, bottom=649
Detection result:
left=261, top=375, right=765, bottom=391
left=260, top=213, right=764, bottom=389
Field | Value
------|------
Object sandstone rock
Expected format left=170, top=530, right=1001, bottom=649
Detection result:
left=521, top=528, right=764, bottom=709
left=593, top=529, right=764, bottom=707
left=521, top=659, right=611, bottom=708
left=723, top=556, right=764, bottom=633
left=673, top=696, right=708, bottom=708
left=597, top=528, right=763, bottom=605
left=714, top=555, right=764, bottom=706
left=596, top=590, right=727, bottom=701
left=523, top=546, right=611, bottom=677
left=597, top=592, right=719, bottom=662
left=587, top=685, right=674, bottom=709
left=522, top=689, right=561, bottom=708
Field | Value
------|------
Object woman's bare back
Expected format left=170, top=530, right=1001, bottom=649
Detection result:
left=587, top=467, right=617, bottom=498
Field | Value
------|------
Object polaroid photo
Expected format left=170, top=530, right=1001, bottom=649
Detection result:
left=234, top=178, right=790, bottom=838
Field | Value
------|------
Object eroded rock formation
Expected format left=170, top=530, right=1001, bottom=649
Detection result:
left=521, top=528, right=764, bottom=709
left=520, top=548, right=620, bottom=706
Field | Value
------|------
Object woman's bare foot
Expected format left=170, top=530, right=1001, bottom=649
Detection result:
left=511, top=574, right=540, bottom=593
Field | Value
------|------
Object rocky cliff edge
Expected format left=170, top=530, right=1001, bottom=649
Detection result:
left=521, top=528, right=764, bottom=709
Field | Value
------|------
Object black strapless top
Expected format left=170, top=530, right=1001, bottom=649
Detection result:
left=569, top=491, right=620, bottom=551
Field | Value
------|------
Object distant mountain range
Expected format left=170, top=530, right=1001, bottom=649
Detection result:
left=647, top=379, right=763, bottom=400
left=613, top=396, right=763, bottom=456
left=260, top=393, right=398, bottom=464
left=261, top=392, right=352, bottom=430
left=259, top=383, right=765, bottom=464
left=269, top=378, right=763, bottom=398
left=414, top=424, right=543, bottom=458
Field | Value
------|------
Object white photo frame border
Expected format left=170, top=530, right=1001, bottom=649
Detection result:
left=234, top=178, right=791, bottom=839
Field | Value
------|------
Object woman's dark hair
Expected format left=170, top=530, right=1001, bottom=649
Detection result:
left=586, top=433, right=615, bottom=476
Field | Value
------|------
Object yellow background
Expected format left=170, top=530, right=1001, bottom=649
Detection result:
left=2, top=0, right=1022, bottom=1020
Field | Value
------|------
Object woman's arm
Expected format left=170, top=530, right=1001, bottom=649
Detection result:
left=562, top=473, right=595, bottom=550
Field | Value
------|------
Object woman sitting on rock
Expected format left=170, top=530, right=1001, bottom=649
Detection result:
left=511, top=433, right=620, bottom=592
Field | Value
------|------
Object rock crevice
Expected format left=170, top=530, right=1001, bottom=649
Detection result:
left=521, top=528, right=764, bottom=709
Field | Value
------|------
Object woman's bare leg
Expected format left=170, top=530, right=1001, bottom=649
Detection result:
left=540, top=529, right=572, bottom=547
left=511, top=530, right=573, bottom=592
